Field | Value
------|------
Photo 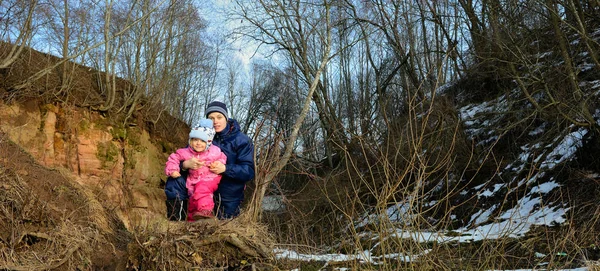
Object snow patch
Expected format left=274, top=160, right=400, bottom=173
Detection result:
left=262, top=195, right=286, bottom=212
left=538, top=128, right=587, bottom=171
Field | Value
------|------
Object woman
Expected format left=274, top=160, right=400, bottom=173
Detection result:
left=183, top=101, right=255, bottom=219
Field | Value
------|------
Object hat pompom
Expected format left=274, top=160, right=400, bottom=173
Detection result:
left=198, top=119, right=213, bottom=128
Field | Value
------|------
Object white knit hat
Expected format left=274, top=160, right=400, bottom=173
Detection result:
left=189, top=119, right=215, bottom=150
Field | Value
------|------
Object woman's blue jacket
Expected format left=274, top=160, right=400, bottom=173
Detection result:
left=212, top=119, right=255, bottom=202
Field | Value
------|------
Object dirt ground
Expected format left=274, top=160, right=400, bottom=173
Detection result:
left=0, top=132, right=129, bottom=270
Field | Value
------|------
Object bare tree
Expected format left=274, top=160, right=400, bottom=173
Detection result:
left=41, top=0, right=72, bottom=98
left=349, top=1, right=427, bottom=105
left=224, top=57, right=244, bottom=121
left=233, top=0, right=334, bottom=221
left=242, top=62, right=280, bottom=134
left=234, top=0, right=349, bottom=160
left=0, top=0, right=37, bottom=69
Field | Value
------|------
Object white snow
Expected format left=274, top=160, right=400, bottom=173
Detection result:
left=262, top=195, right=286, bottom=212
left=539, top=128, right=587, bottom=170
left=468, top=205, right=495, bottom=226
left=528, top=123, right=546, bottom=136
left=479, top=183, right=505, bottom=197
left=529, top=181, right=559, bottom=194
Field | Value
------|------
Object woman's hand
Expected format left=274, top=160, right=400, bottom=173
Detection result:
left=208, top=161, right=226, bottom=174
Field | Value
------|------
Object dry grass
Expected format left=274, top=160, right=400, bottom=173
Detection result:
left=0, top=158, right=117, bottom=270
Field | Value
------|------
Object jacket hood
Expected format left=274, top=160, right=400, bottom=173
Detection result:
left=217, top=119, right=242, bottom=138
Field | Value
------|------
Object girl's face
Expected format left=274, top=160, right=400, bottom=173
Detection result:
left=208, top=112, right=227, bottom=133
left=190, top=138, right=207, bottom=152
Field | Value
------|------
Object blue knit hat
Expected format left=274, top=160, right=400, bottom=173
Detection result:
left=189, top=128, right=209, bottom=142
left=189, top=119, right=215, bottom=150
left=205, top=101, right=228, bottom=120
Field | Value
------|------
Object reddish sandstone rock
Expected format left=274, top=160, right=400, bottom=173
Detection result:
left=0, top=100, right=171, bottom=229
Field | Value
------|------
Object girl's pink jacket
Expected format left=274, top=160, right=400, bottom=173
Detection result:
left=165, top=146, right=227, bottom=193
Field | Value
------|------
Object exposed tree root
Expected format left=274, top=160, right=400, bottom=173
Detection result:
left=14, top=232, right=52, bottom=246
left=177, top=232, right=271, bottom=259
left=2, top=244, right=80, bottom=271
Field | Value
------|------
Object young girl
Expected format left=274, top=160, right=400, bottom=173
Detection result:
left=165, top=119, right=226, bottom=220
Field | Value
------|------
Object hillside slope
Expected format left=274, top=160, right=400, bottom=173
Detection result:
left=0, top=43, right=275, bottom=270
left=0, top=43, right=193, bottom=229
left=262, top=22, right=600, bottom=270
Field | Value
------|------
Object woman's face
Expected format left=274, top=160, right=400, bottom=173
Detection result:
left=208, top=112, right=227, bottom=133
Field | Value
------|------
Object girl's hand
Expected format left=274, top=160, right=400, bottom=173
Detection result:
left=183, top=157, right=204, bottom=170
left=170, top=171, right=181, bottom=178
